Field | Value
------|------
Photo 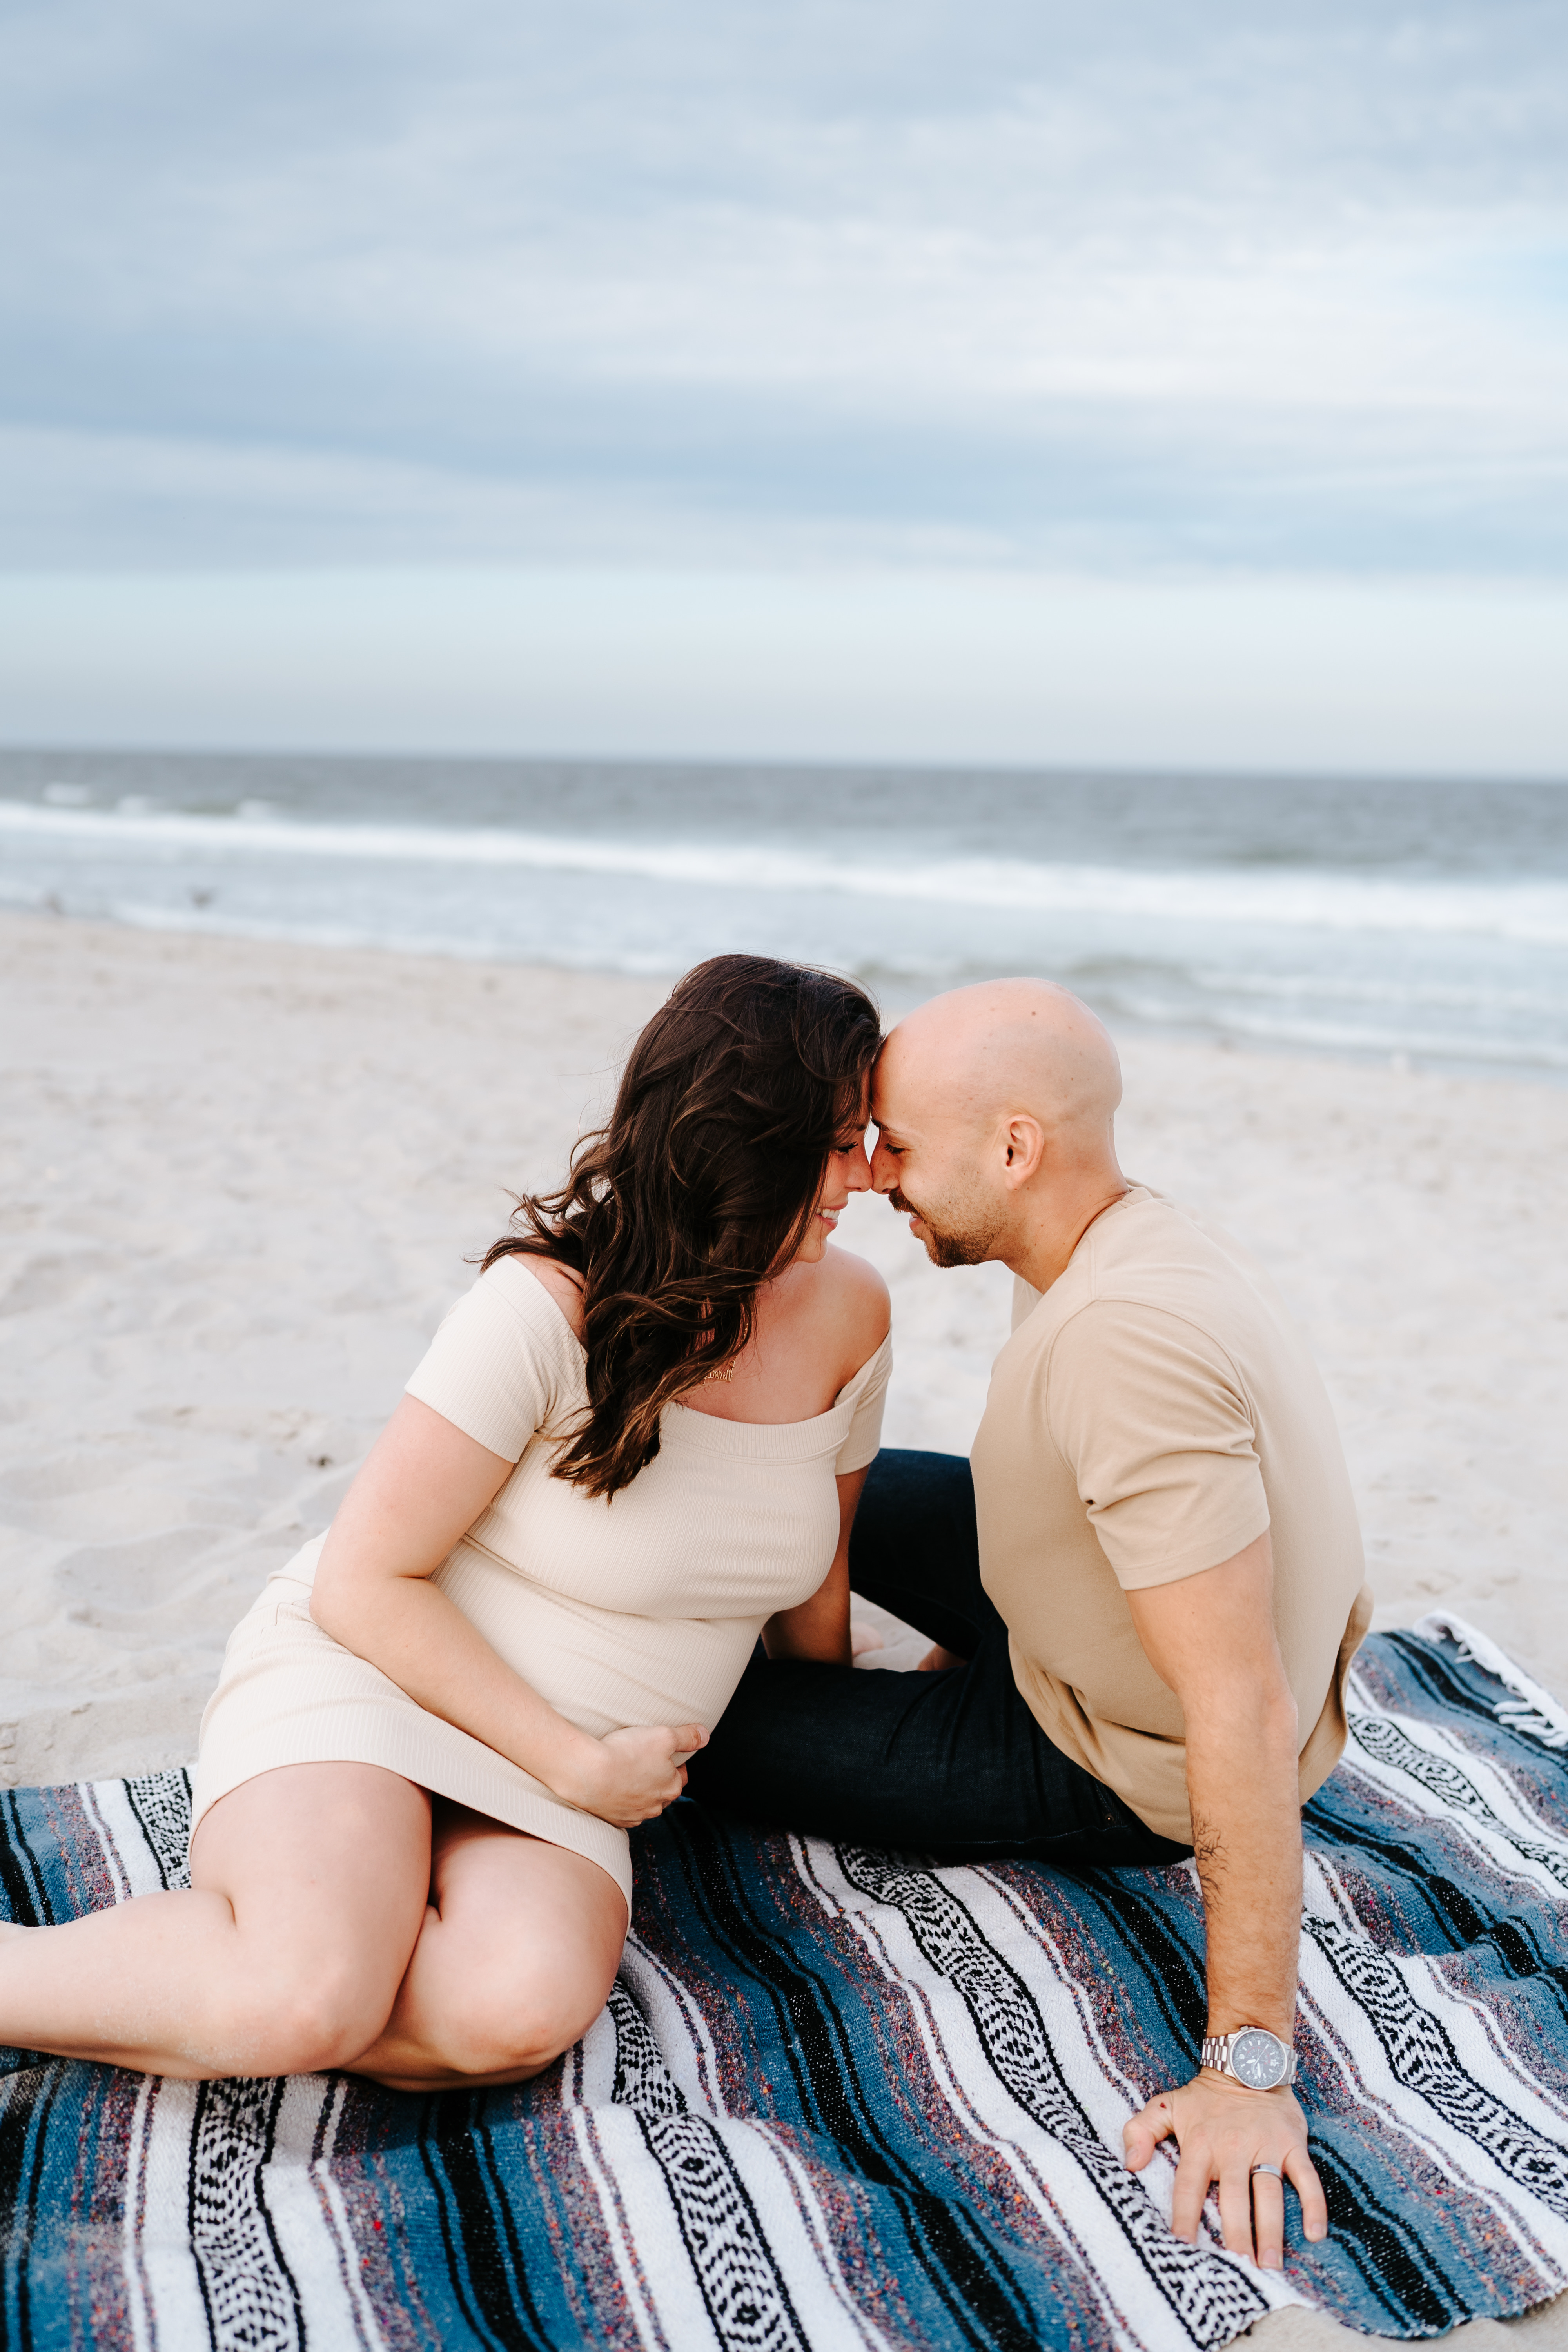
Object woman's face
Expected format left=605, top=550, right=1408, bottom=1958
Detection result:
left=793, top=1120, right=874, bottom=1263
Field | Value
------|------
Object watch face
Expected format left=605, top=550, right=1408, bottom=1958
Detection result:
left=1231, top=2028, right=1288, bottom=2090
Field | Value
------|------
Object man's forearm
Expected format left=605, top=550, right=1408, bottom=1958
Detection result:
left=1185, top=1693, right=1303, bottom=2039
left=1123, top=1540, right=1328, bottom=2261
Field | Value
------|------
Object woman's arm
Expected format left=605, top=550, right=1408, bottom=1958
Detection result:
left=310, top=1394, right=706, bottom=1827
left=761, top=1466, right=868, bottom=1664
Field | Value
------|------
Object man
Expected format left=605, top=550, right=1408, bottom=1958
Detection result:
left=689, top=980, right=1372, bottom=2271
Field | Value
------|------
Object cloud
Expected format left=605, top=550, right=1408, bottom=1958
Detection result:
left=4, top=563, right=1567, bottom=777
left=1, top=0, right=1566, bottom=572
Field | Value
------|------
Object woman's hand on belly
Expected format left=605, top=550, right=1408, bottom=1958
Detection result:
left=310, top=1396, right=703, bottom=1818
left=554, top=1722, right=709, bottom=1827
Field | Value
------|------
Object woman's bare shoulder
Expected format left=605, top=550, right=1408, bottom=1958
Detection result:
left=509, top=1253, right=586, bottom=1340
left=820, top=1243, right=891, bottom=1357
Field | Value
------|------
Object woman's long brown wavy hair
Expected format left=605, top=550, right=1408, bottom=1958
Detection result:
left=481, top=954, right=882, bottom=1499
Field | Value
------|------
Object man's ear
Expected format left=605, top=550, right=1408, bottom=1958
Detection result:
left=1000, top=1116, right=1046, bottom=1187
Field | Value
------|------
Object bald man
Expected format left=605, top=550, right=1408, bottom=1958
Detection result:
left=688, top=980, right=1372, bottom=2270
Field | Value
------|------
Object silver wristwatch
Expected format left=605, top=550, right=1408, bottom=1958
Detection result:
left=1201, top=2027, right=1297, bottom=2090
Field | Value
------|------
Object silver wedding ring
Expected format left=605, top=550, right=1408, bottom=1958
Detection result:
left=1250, top=2162, right=1283, bottom=2180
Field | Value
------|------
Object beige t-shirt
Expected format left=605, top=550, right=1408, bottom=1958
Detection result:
left=971, top=1187, right=1372, bottom=1843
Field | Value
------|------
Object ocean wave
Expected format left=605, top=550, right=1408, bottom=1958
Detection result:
left=1189, top=966, right=1568, bottom=1016
left=1164, top=1003, right=1568, bottom=1070
left=89, top=910, right=1568, bottom=1070
left=5, top=799, right=1568, bottom=944
left=11, top=877, right=1565, bottom=1073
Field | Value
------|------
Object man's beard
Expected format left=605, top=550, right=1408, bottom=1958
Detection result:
left=886, top=1184, right=1000, bottom=1269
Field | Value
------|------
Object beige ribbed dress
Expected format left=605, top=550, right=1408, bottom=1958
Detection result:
left=191, top=1256, right=891, bottom=1910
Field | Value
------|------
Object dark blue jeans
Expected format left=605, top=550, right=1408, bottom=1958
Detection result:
left=686, top=1450, right=1192, bottom=1869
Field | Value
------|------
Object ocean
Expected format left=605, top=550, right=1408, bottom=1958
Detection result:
left=3, top=748, right=1566, bottom=1078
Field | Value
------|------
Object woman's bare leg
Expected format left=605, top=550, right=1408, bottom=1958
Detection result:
left=353, top=1804, right=628, bottom=2092
left=0, top=1763, right=432, bottom=2078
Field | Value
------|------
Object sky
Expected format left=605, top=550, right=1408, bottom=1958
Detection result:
left=2, top=0, right=1566, bottom=769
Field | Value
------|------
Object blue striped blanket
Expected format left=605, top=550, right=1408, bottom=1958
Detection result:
left=2, top=1617, right=1566, bottom=2350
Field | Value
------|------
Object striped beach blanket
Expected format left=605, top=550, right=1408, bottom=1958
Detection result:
left=2, top=1617, right=1566, bottom=2351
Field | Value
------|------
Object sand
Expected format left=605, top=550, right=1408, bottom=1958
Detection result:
left=5, top=907, right=1567, bottom=2343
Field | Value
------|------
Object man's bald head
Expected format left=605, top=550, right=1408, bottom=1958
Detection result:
left=879, top=979, right=1122, bottom=1145
left=871, top=981, right=1126, bottom=1272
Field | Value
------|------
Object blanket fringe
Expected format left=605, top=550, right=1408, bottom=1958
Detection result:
left=1414, top=1610, right=1568, bottom=1749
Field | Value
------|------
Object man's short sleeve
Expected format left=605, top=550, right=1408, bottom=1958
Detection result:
left=1042, top=1299, right=1270, bottom=1588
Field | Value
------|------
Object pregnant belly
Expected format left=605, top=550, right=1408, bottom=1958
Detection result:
left=434, top=1541, right=759, bottom=1739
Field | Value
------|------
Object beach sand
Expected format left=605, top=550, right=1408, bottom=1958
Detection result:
left=3, top=909, right=1565, bottom=2341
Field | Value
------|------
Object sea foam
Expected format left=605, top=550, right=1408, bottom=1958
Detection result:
left=4, top=799, right=1566, bottom=944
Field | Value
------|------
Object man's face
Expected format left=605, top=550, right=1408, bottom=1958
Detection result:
left=869, top=1051, right=1005, bottom=1269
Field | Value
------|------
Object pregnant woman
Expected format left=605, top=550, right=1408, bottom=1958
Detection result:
left=0, top=955, right=889, bottom=2090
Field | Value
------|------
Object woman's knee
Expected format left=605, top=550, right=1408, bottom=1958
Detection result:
left=219, top=1957, right=397, bottom=2078
left=427, top=1961, right=610, bottom=2082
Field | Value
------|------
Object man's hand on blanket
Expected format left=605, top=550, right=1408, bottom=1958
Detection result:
left=556, top=1723, right=710, bottom=1827
left=1123, top=2075, right=1327, bottom=2269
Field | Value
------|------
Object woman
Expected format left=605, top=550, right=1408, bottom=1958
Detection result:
left=0, top=955, right=889, bottom=2089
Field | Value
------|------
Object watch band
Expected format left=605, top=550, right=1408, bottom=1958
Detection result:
left=1201, top=2029, right=1298, bottom=2089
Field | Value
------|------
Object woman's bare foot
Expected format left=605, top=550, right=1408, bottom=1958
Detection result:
left=916, top=1644, right=968, bottom=1672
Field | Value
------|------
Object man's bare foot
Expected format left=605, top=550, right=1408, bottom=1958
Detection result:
left=916, top=1644, right=968, bottom=1672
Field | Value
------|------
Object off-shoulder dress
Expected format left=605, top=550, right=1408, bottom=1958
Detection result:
left=191, top=1256, right=891, bottom=1911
